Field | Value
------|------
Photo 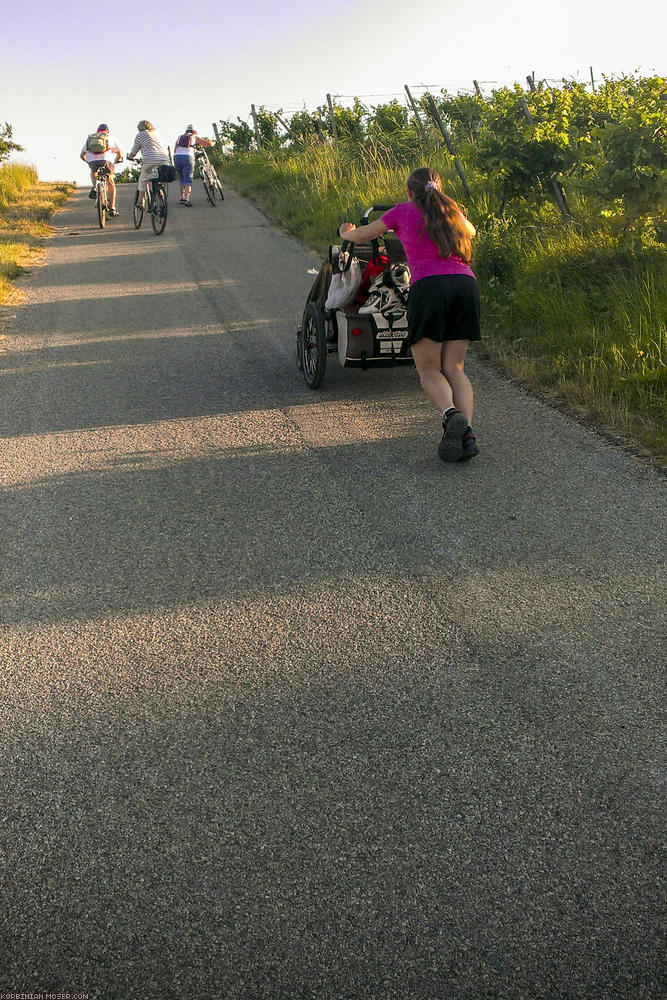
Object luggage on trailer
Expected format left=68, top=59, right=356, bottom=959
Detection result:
left=296, top=205, right=414, bottom=388
left=334, top=247, right=411, bottom=368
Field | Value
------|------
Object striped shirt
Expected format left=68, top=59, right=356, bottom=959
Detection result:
left=128, top=130, right=169, bottom=166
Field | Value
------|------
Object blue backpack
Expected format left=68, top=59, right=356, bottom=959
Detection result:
left=176, top=133, right=195, bottom=150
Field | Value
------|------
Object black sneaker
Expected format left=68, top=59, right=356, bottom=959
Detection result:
left=438, top=409, right=468, bottom=462
left=88, top=188, right=96, bottom=199
left=108, top=208, right=119, bottom=217
left=460, top=427, right=479, bottom=461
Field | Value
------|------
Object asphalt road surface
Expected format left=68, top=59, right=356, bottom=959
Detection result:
left=0, top=184, right=664, bottom=1000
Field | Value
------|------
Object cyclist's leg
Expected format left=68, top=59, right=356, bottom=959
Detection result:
left=175, top=154, right=191, bottom=203
left=136, top=163, right=150, bottom=208
left=106, top=162, right=117, bottom=209
left=183, top=154, right=193, bottom=204
left=89, top=161, right=101, bottom=197
left=174, top=155, right=184, bottom=200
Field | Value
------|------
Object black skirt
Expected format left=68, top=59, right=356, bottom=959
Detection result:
left=407, top=274, right=481, bottom=345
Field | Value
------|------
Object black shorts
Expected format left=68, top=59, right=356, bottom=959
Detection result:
left=407, top=274, right=481, bottom=345
left=89, top=159, right=115, bottom=175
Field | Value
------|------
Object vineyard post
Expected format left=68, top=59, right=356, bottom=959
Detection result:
left=518, top=96, right=574, bottom=221
left=326, top=95, right=338, bottom=141
left=473, top=80, right=482, bottom=96
left=404, top=86, right=428, bottom=142
left=425, top=94, right=472, bottom=199
left=250, top=105, right=262, bottom=148
left=212, top=123, right=221, bottom=146
left=590, top=67, right=596, bottom=92
left=274, top=111, right=295, bottom=140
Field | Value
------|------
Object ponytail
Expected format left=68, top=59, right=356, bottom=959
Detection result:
left=407, top=167, right=472, bottom=263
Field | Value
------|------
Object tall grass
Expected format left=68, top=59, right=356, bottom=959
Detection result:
left=0, top=163, right=39, bottom=208
left=0, top=163, right=73, bottom=305
left=221, top=143, right=666, bottom=461
left=472, top=223, right=666, bottom=454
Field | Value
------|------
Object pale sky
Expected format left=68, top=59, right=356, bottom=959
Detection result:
left=4, top=0, right=665, bottom=183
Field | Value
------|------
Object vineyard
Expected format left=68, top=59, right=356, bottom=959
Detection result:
left=212, top=74, right=666, bottom=460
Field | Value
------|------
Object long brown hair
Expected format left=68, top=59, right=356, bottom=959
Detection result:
left=407, top=166, right=472, bottom=263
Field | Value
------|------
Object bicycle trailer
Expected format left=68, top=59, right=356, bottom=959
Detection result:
left=296, top=206, right=414, bottom=389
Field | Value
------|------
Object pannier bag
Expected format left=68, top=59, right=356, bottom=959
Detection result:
left=335, top=307, right=411, bottom=367
left=157, top=164, right=177, bottom=183
left=86, top=132, right=109, bottom=154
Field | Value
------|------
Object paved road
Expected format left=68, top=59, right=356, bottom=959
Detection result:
left=0, top=184, right=664, bottom=999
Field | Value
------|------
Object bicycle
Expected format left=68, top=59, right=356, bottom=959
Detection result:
left=195, top=148, right=224, bottom=207
left=130, top=158, right=172, bottom=235
left=93, top=162, right=112, bottom=228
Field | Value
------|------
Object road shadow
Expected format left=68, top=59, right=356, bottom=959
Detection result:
left=2, top=424, right=660, bottom=629
left=0, top=297, right=421, bottom=437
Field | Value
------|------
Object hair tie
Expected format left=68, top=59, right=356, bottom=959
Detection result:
left=424, top=181, right=438, bottom=192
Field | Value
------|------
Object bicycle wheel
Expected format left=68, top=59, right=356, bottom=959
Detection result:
left=202, top=170, right=216, bottom=207
left=97, top=180, right=107, bottom=228
left=215, top=175, right=224, bottom=201
left=133, top=190, right=144, bottom=229
left=301, top=302, right=327, bottom=388
left=151, top=185, right=167, bottom=235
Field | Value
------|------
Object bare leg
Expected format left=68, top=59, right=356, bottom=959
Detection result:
left=412, top=337, right=475, bottom=461
left=441, top=339, right=473, bottom=424
left=411, top=337, right=456, bottom=413
left=412, top=337, right=473, bottom=421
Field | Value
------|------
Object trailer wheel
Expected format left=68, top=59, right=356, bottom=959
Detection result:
left=301, top=302, right=327, bottom=389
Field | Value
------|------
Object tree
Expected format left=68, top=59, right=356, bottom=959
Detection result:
left=0, top=123, right=23, bottom=163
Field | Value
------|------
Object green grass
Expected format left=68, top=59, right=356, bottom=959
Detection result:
left=473, top=224, right=666, bottom=456
left=219, top=142, right=666, bottom=462
left=0, top=163, right=73, bottom=304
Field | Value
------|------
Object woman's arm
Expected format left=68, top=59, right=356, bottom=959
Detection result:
left=338, top=219, right=388, bottom=242
left=127, top=134, right=141, bottom=159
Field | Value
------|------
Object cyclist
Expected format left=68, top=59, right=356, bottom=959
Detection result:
left=127, top=120, right=170, bottom=210
left=173, top=125, right=213, bottom=206
left=80, top=124, right=122, bottom=216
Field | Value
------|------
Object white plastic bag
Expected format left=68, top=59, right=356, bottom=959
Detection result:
left=324, top=254, right=362, bottom=309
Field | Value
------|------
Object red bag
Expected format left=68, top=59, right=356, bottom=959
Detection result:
left=356, top=254, right=389, bottom=304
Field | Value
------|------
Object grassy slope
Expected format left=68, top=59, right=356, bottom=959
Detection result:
left=220, top=148, right=665, bottom=463
left=0, top=164, right=74, bottom=305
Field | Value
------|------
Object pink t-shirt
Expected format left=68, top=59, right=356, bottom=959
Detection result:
left=381, top=201, right=475, bottom=283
